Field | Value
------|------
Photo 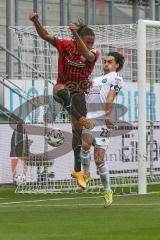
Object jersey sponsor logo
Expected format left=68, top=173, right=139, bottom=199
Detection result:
left=65, top=57, right=86, bottom=67
left=64, top=47, right=86, bottom=67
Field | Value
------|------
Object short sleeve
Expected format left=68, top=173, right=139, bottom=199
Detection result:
left=54, top=38, right=71, bottom=53
left=90, top=49, right=100, bottom=62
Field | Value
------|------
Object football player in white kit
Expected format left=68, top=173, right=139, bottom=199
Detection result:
left=80, top=52, right=125, bottom=207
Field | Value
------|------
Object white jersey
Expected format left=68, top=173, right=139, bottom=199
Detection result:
left=86, top=71, right=123, bottom=119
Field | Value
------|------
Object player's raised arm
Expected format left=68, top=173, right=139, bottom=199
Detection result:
left=29, top=12, right=56, bottom=45
left=69, top=23, right=97, bottom=62
left=105, top=90, right=117, bottom=127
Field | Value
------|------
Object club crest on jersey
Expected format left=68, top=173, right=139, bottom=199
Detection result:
left=102, top=78, right=107, bottom=83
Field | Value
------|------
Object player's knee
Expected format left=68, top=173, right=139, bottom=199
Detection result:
left=53, top=84, right=66, bottom=103
left=53, top=84, right=65, bottom=96
left=95, top=156, right=104, bottom=166
left=82, top=142, right=91, bottom=151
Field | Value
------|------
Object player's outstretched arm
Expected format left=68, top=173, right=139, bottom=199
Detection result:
left=105, top=90, right=117, bottom=127
left=29, top=12, right=56, bottom=45
left=69, top=23, right=95, bottom=62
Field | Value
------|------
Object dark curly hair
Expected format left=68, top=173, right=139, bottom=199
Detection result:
left=107, top=52, right=125, bottom=72
left=74, top=19, right=95, bottom=37
left=77, top=24, right=95, bottom=37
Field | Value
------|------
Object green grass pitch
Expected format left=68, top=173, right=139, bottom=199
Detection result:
left=0, top=187, right=160, bottom=240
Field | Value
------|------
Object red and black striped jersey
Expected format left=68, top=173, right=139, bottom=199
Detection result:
left=54, top=38, right=99, bottom=92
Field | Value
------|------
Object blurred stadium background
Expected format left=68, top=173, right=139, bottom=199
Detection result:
left=0, top=0, right=159, bottom=85
left=0, top=1, right=160, bottom=240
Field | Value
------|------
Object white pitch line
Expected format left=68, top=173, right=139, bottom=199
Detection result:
left=0, top=203, right=160, bottom=208
left=114, top=203, right=160, bottom=206
left=0, top=203, right=102, bottom=208
left=0, top=196, right=102, bottom=205
left=0, top=192, right=160, bottom=207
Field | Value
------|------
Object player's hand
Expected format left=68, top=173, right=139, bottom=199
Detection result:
left=69, top=23, right=79, bottom=35
left=105, top=119, right=114, bottom=128
left=29, top=12, right=38, bottom=22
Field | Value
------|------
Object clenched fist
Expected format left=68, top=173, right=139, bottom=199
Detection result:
left=69, top=23, right=79, bottom=35
left=29, top=12, right=38, bottom=22
left=105, top=119, right=114, bottom=128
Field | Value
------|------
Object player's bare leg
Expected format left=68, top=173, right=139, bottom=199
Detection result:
left=11, top=158, right=19, bottom=183
left=53, top=84, right=71, bottom=110
left=22, top=158, right=27, bottom=178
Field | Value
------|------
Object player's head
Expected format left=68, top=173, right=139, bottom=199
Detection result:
left=103, top=52, right=125, bottom=74
left=77, top=23, right=95, bottom=50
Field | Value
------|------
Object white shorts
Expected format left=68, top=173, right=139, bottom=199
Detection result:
left=82, top=125, right=110, bottom=151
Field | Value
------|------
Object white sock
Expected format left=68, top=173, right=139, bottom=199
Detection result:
left=81, top=148, right=91, bottom=176
left=97, top=162, right=111, bottom=191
